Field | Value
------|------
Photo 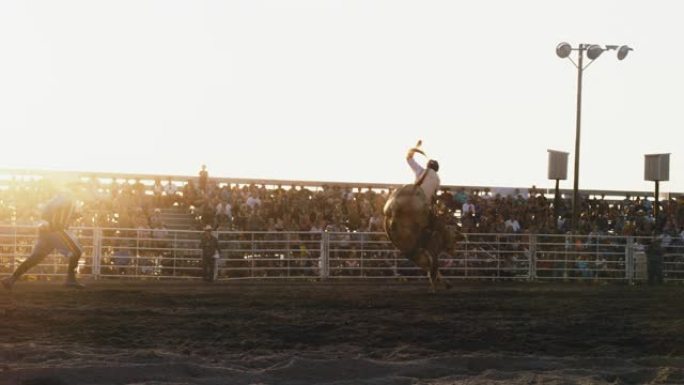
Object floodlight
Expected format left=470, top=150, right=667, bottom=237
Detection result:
left=556, top=42, right=572, bottom=58
left=586, top=45, right=604, bottom=60
left=617, top=45, right=633, bottom=60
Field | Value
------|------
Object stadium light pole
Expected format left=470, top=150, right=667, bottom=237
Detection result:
left=556, top=42, right=633, bottom=234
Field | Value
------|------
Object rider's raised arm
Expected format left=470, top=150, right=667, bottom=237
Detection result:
left=406, top=148, right=424, bottom=178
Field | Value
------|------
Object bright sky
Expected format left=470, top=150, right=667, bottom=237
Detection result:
left=1, top=1, right=682, bottom=193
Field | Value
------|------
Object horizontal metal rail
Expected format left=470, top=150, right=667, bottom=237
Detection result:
left=0, top=227, right=681, bottom=283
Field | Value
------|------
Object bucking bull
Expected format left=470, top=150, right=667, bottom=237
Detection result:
left=383, top=145, right=455, bottom=292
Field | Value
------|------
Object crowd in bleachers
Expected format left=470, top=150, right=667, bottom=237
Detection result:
left=3, top=170, right=684, bottom=281
left=437, top=186, right=684, bottom=237
left=1, top=172, right=683, bottom=239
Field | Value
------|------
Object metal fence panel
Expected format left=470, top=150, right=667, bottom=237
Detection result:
left=2, top=225, right=684, bottom=283
left=534, top=234, right=630, bottom=281
left=660, top=241, right=684, bottom=282
left=0, top=225, right=95, bottom=279
left=215, top=231, right=324, bottom=280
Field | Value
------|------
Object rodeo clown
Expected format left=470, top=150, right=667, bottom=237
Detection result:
left=2, top=193, right=85, bottom=290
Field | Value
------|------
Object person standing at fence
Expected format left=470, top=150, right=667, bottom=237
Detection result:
left=646, top=236, right=664, bottom=285
left=200, top=225, right=221, bottom=282
left=2, top=193, right=85, bottom=290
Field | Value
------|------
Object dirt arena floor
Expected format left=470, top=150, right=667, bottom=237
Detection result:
left=1, top=280, right=683, bottom=385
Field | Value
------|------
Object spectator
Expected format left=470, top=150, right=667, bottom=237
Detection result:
left=199, top=225, right=220, bottom=282
left=462, top=197, right=476, bottom=217
left=504, top=215, right=521, bottom=233
left=200, top=201, right=215, bottom=229
left=215, top=200, right=232, bottom=229
left=647, top=237, right=664, bottom=285
left=1, top=171, right=681, bottom=241
left=164, top=179, right=178, bottom=206
left=246, top=192, right=261, bottom=210
left=149, top=208, right=163, bottom=228
left=199, top=165, right=208, bottom=193
left=153, top=178, right=164, bottom=207
left=183, top=180, right=198, bottom=207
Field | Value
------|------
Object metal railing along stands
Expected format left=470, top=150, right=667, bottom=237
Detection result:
left=1, top=226, right=682, bottom=283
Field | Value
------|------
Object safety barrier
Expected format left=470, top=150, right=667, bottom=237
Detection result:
left=0, top=226, right=681, bottom=283
left=0, top=225, right=97, bottom=279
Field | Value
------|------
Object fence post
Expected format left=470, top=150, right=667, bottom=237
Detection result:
left=213, top=231, right=219, bottom=282
left=173, top=232, right=177, bottom=277
left=320, top=231, right=329, bottom=279
left=625, top=237, right=634, bottom=284
left=93, top=227, right=102, bottom=280
left=250, top=232, right=256, bottom=278
left=496, top=234, right=500, bottom=278
left=464, top=236, right=469, bottom=278
left=135, top=230, right=140, bottom=277
left=529, top=234, right=537, bottom=281
left=11, top=226, right=17, bottom=273
left=286, top=232, right=291, bottom=278
left=360, top=234, right=365, bottom=277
